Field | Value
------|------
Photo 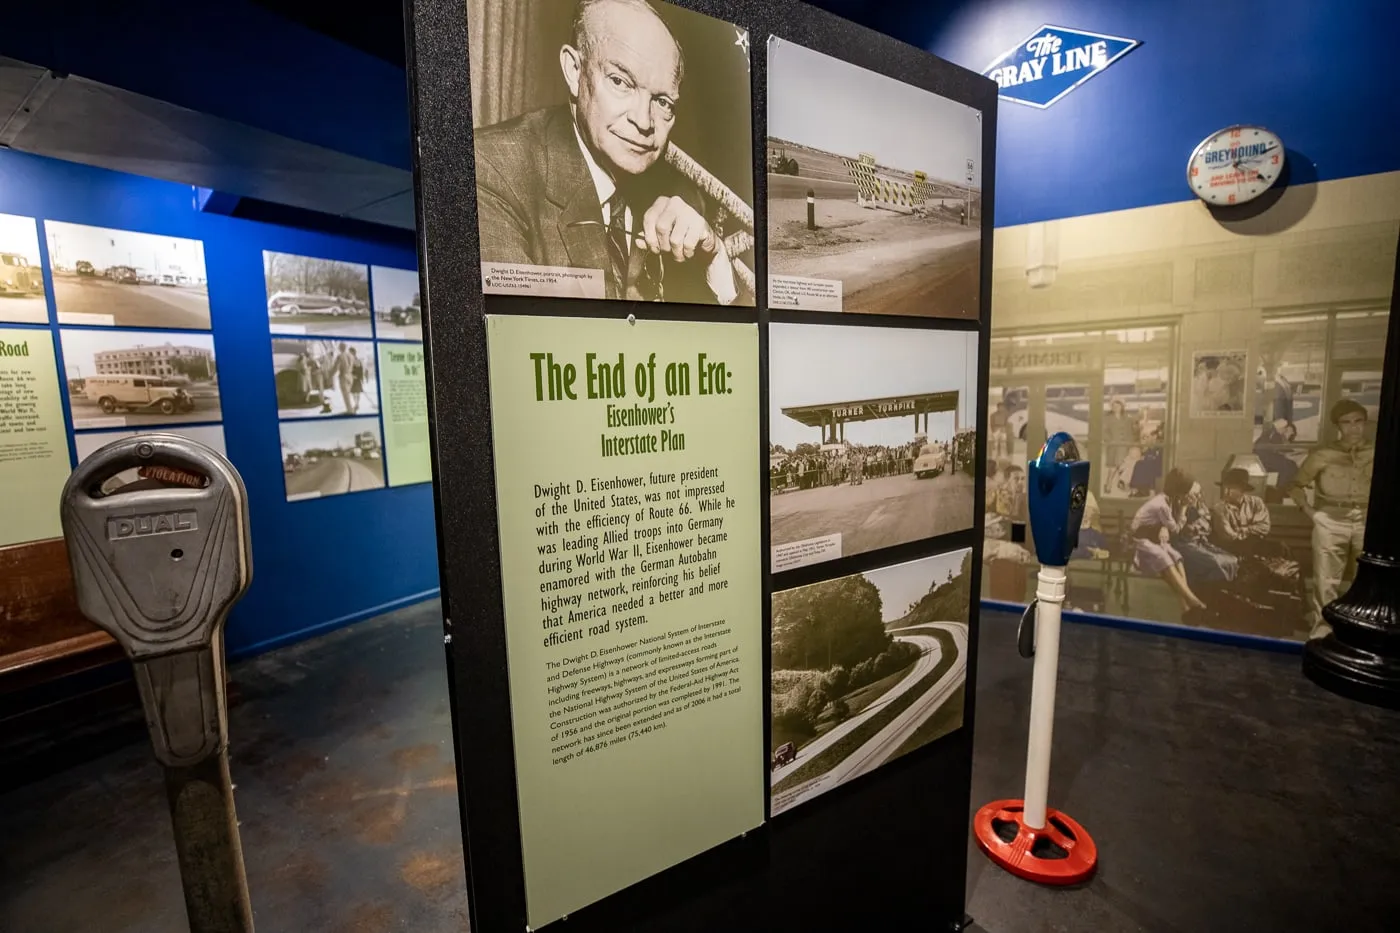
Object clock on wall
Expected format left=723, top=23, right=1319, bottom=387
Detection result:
left=1187, top=126, right=1285, bottom=206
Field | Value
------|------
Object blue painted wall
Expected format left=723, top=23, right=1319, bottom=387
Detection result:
left=837, top=0, right=1400, bottom=224
left=0, top=147, right=438, bottom=656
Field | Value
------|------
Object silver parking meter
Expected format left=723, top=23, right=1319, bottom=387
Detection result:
left=60, top=434, right=254, bottom=933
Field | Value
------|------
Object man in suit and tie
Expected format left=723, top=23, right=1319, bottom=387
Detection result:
left=474, top=0, right=741, bottom=305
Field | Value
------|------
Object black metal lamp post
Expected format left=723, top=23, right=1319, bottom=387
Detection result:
left=1303, top=232, right=1400, bottom=709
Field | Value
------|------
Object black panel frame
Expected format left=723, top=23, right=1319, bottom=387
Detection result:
left=403, top=0, right=998, bottom=929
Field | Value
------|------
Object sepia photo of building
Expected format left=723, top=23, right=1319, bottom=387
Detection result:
left=468, top=0, right=755, bottom=306
left=59, top=328, right=221, bottom=429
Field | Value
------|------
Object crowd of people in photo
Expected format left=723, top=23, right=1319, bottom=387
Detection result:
left=769, top=429, right=977, bottom=494
left=984, top=398, right=1373, bottom=638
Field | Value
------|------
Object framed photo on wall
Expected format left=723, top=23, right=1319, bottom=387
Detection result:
left=468, top=0, right=756, bottom=306
left=1190, top=349, right=1248, bottom=417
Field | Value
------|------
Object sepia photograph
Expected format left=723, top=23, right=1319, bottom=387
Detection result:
left=766, top=39, right=982, bottom=317
left=59, top=328, right=221, bottom=430
left=1190, top=350, right=1248, bottom=417
left=0, top=213, right=48, bottom=324
left=280, top=417, right=386, bottom=501
left=469, top=0, right=755, bottom=306
left=371, top=265, right=421, bottom=341
left=46, top=222, right=209, bottom=329
left=770, top=548, right=971, bottom=815
left=73, top=425, right=228, bottom=495
left=770, top=323, right=979, bottom=572
left=272, top=337, right=379, bottom=419
left=264, top=251, right=372, bottom=338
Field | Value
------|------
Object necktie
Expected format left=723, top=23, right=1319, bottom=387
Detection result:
left=605, top=192, right=628, bottom=300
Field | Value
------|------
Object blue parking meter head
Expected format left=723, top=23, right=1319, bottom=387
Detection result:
left=1026, top=432, right=1091, bottom=567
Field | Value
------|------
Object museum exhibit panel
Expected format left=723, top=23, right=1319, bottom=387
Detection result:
left=406, top=0, right=996, bottom=928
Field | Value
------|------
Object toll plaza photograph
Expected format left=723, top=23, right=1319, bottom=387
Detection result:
left=769, top=323, right=979, bottom=571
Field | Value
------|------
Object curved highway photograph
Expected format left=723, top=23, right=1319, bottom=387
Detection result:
left=770, top=549, right=971, bottom=815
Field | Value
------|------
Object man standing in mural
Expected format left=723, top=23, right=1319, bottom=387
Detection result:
left=1287, top=400, right=1374, bottom=639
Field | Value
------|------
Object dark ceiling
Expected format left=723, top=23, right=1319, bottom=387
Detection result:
left=250, top=0, right=409, bottom=67
left=249, top=0, right=880, bottom=70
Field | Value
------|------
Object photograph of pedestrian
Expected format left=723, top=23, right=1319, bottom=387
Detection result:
left=59, top=328, right=221, bottom=430
left=73, top=425, right=227, bottom=495
left=280, top=417, right=386, bottom=501
left=45, top=222, right=209, bottom=329
left=766, top=38, right=982, bottom=316
left=272, top=337, right=379, bottom=419
left=770, top=548, right=971, bottom=815
left=1190, top=350, right=1248, bottom=416
left=769, top=322, right=978, bottom=572
left=371, top=265, right=421, bottom=341
left=468, top=0, right=755, bottom=305
left=264, top=251, right=372, bottom=338
left=0, top=213, right=47, bottom=324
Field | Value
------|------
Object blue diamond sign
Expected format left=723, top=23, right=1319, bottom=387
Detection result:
left=983, top=25, right=1140, bottom=109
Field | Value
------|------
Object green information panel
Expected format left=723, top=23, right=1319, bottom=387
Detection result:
left=0, top=329, right=71, bottom=546
left=486, top=314, right=764, bottom=928
left=377, top=342, right=432, bottom=487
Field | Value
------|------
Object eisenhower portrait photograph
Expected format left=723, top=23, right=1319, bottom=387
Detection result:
left=767, top=38, right=982, bottom=317
left=468, top=0, right=756, bottom=307
left=769, top=323, right=979, bottom=572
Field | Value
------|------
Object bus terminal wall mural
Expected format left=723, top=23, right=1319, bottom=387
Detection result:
left=982, top=170, right=1398, bottom=643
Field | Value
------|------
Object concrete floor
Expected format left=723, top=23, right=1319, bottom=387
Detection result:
left=2, top=602, right=1398, bottom=932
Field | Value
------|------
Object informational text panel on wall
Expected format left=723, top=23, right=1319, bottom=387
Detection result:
left=486, top=314, right=763, bottom=929
left=0, top=328, right=70, bottom=546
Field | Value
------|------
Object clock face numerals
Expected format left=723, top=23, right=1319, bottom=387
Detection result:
left=1187, top=126, right=1285, bottom=206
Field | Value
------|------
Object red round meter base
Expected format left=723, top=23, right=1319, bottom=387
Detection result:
left=973, top=799, right=1098, bottom=885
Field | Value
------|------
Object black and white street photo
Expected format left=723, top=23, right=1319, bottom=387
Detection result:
left=0, top=213, right=47, bottom=324
left=272, top=337, right=379, bottom=419
left=371, top=265, right=421, bottom=341
left=73, top=425, right=227, bottom=495
left=770, top=549, right=971, bottom=815
left=770, top=323, right=978, bottom=571
left=265, top=251, right=372, bottom=338
left=46, top=222, right=209, bottom=329
left=280, top=417, right=386, bottom=501
left=59, top=328, right=221, bottom=429
left=767, top=39, right=982, bottom=317
left=469, top=0, right=755, bottom=305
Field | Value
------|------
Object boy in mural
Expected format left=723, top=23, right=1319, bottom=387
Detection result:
left=1287, top=399, right=1373, bottom=639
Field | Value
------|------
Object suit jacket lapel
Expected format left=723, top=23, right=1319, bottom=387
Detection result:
left=544, top=107, right=610, bottom=273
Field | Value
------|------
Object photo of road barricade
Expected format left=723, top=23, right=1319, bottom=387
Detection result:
left=766, top=38, right=982, bottom=317
left=770, top=549, right=971, bottom=815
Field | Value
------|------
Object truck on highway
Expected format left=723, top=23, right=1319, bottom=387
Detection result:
left=771, top=742, right=797, bottom=769
left=82, top=375, right=195, bottom=415
left=767, top=145, right=799, bottom=176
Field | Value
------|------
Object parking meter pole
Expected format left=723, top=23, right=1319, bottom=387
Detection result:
left=61, top=435, right=254, bottom=933
left=1022, top=565, right=1066, bottom=831
left=973, top=432, right=1097, bottom=885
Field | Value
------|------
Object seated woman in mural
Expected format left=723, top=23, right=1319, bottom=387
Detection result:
left=1170, top=480, right=1239, bottom=588
left=1129, top=468, right=1209, bottom=613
